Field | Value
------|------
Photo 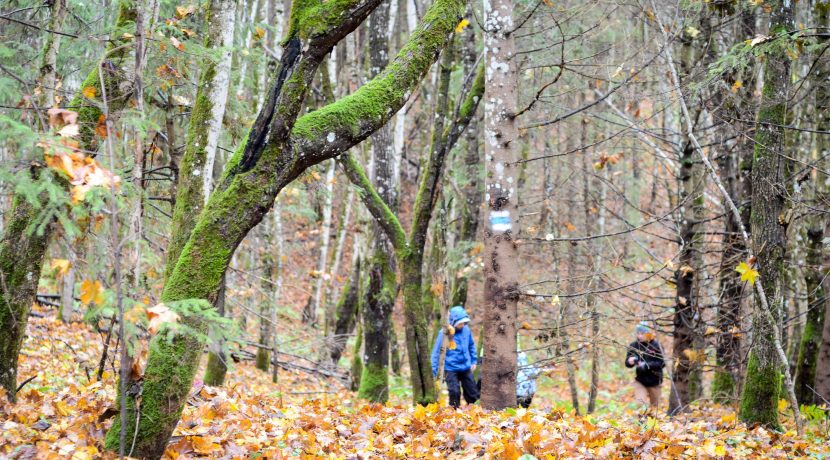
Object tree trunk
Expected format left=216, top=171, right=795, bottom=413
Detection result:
left=712, top=6, right=756, bottom=403
left=330, top=257, right=361, bottom=363
left=0, top=193, right=52, bottom=401
left=580, top=113, right=600, bottom=414
left=794, top=227, right=824, bottom=404
left=480, top=0, right=519, bottom=410
left=450, top=2, right=481, bottom=308
left=739, top=0, right=794, bottom=430
left=311, top=160, right=336, bottom=325
left=165, top=0, right=238, bottom=282
left=58, top=243, right=77, bottom=322
left=357, top=0, right=394, bottom=403
left=37, top=0, right=68, bottom=109
left=812, top=0, right=830, bottom=406
left=0, top=2, right=136, bottom=401
left=562, top=159, right=581, bottom=415
left=669, top=21, right=707, bottom=415
left=203, top=276, right=228, bottom=385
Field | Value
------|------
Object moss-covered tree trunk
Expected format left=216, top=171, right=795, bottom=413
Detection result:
left=794, top=227, right=824, bottom=404
left=0, top=193, right=52, bottom=401
left=357, top=0, right=395, bottom=403
left=812, top=0, right=830, bottom=405
left=203, top=276, right=228, bottom=385
left=739, top=0, right=794, bottom=430
left=0, top=2, right=135, bottom=402
left=330, top=257, right=361, bottom=363
left=358, top=251, right=395, bottom=402
left=104, top=0, right=465, bottom=454
left=480, top=0, right=519, bottom=410
left=165, top=0, right=237, bottom=281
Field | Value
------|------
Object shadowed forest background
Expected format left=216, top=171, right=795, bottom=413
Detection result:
left=2, top=0, right=830, bottom=457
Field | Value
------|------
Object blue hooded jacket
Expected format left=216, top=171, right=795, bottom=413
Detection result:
left=431, top=306, right=477, bottom=376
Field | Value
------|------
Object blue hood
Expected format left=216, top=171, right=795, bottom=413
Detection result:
left=448, top=306, right=469, bottom=326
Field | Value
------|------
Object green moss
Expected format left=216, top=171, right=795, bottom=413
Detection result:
left=457, top=64, right=485, bottom=121
left=711, top=370, right=737, bottom=404
left=291, top=0, right=464, bottom=143
left=285, top=0, right=363, bottom=41
left=255, top=348, right=270, bottom=371
left=165, top=63, right=218, bottom=280
left=204, top=350, right=227, bottom=386
left=105, top=318, right=206, bottom=455
left=739, top=351, right=782, bottom=430
left=358, top=363, right=389, bottom=403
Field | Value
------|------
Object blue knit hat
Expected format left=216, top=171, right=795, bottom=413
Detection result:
left=635, top=322, right=649, bottom=334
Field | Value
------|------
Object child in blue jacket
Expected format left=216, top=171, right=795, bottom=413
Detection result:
left=431, top=306, right=479, bottom=408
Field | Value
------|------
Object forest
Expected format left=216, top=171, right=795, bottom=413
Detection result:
left=1, top=0, right=830, bottom=457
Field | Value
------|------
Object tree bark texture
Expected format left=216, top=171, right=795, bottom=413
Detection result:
left=739, top=0, right=794, bottom=430
left=480, top=0, right=519, bottom=410
left=669, top=20, right=707, bottom=415
left=358, top=0, right=395, bottom=403
left=712, top=6, right=756, bottom=403
left=812, top=0, right=830, bottom=405
left=330, top=257, right=361, bottom=363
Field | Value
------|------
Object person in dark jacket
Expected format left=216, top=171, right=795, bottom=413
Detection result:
left=431, top=306, right=479, bottom=408
left=625, top=322, right=665, bottom=410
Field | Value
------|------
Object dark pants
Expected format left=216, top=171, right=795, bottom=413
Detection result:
left=517, top=395, right=533, bottom=408
left=446, top=369, right=479, bottom=408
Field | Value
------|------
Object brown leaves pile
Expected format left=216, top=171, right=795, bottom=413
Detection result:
left=2, top=307, right=829, bottom=459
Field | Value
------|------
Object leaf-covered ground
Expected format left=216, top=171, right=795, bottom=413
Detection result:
left=2, top=308, right=829, bottom=459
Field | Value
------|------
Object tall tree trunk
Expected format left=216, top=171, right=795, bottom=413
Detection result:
left=38, top=0, right=68, bottom=109
left=311, top=160, right=336, bottom=326
left=450, top=2, right=480, bottom=308
left=812, top=0, right=830, bottom=405
left=480, top=0, right=519, bottom=410
left=712, top=5, right=756, bottom=403
left=668, top=18, right=707, bottom=415
left=795, top=227, right=824, bottom=403
left=330, top=256, right=361, bottom=363
left=739, top=0, right=794, bottom=430
left=562, top=153, right=581, bottom=415
left=580, top=113, right=600, bottom=414
left=0, top=2, right=136, bottom=402
left=158, top=0, right=238, bottom=387
left=357, top=0, right=395, bottom=403
left=271, top=203, right=284, bottom=383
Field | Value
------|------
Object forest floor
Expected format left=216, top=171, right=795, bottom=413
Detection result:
left=2, top=307, right=829, bottom=459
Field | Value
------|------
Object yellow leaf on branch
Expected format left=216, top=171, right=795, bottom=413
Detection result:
left=455, top=18, right=470, bottom=33
left=735, top=261, right=759, bottom=285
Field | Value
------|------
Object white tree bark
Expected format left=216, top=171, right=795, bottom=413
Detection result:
left=202, top=0, right=238, bottom=201
left=313, top=160, right=337, bottom=323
